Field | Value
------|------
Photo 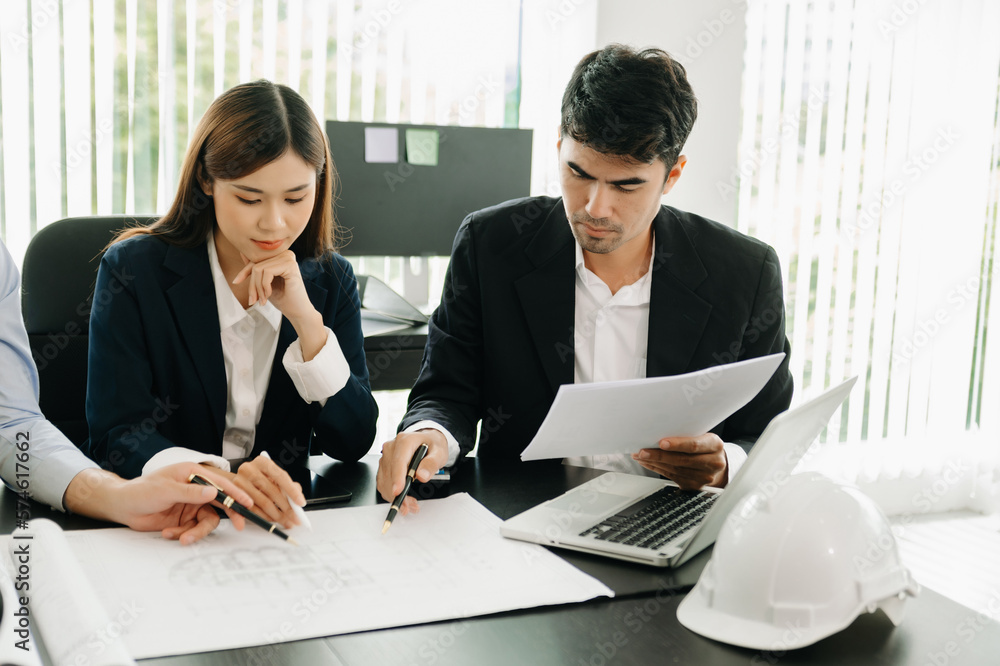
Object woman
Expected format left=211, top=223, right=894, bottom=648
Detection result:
left=84, top=80, right=378, bottom=527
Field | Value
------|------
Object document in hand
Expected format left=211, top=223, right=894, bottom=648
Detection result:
left=520, top=353, right=785, bottom=461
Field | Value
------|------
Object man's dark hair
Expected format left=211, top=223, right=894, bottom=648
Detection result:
left=560, top=44, right=698, bottom=169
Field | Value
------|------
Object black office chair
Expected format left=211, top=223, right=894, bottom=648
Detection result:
left=20, top=216, right=157, bottom=445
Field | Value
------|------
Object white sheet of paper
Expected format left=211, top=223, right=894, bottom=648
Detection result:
left=520, top=353, right=785, bottom=461
left=3, top=494, right=612, bottom=660
left=364, top=126, right=398, bottom=163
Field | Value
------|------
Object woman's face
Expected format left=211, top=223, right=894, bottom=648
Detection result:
left=203, top=150, right=317, bottom=267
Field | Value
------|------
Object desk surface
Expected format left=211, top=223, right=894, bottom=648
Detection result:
left=5, top=457, right=998, bottom=665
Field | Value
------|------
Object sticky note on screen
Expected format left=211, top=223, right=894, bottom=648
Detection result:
left=405, top=128, right=439, bottom=166
left=365, top=127, right=399, bottom=163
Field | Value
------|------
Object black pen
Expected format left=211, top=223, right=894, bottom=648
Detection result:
left=189, top=473, right=299, bottom=546
left=382, top=443, right=429, bottom=534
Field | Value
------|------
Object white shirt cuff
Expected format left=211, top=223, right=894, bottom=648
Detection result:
left=403, top=420, right=462, bottom=467
left=722, top=441, right=748, bottom=485
left=143, top=447, right=231, bottom=476
left=282, top=327, right=351, bottom=409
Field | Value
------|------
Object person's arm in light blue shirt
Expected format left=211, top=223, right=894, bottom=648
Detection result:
left=0, top=240, right=99, bottom=510
left=0, top=239, right=254, bottom=543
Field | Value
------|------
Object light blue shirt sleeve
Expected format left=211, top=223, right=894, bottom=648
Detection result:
left=0, top=240, right=97, bottom=510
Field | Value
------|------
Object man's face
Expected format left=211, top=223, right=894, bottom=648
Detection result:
left=558, top=135, right=685, bottom=256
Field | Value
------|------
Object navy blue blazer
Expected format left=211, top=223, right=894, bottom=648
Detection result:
left=84, top=235, right=378, bottom=478
left=400, top=197, right=793, bottom=460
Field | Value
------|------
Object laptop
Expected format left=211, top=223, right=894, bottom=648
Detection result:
left=500, top=376, right=857, bottom=567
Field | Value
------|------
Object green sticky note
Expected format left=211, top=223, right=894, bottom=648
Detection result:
left=405, top=128, right=439, bottom=166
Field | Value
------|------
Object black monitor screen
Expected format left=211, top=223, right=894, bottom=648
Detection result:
left=327, top=120, right=533, bottom=256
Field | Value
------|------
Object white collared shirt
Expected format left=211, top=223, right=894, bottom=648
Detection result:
left=420, top=233, right=747, bottom=483
left=207, top=232, right=283, bottom=460
left=566, top=236, right=746, bottom=481
left=142, top=231, right=351, bottom=474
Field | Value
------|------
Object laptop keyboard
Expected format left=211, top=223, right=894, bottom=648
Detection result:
left=578, top=486, right=718, bottom=551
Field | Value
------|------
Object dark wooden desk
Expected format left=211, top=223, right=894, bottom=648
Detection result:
left=5, top=457, right=998, bottom=665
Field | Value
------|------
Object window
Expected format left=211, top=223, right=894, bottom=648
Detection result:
left=737, top=0, right=1000, bottom=441
left=0, top=0, right=523, bottom=294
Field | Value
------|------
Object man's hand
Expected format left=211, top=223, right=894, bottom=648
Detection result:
left=376, top=430, right=450, bottom=517
left=64, top=463, right=256, bottom=545
left=631, top=433, right=728, bottom=490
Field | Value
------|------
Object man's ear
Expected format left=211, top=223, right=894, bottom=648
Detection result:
left=662, top=155, right=687, bottom=196
left=196, top=162, right=213, bottom=197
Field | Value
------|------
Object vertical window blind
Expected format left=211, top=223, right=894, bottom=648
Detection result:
left=0, top=0, right=522, bottom=304
left=738, top=0, right=1000, bottom=442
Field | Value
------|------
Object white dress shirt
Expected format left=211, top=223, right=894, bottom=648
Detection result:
left=416, top=234, right=747, bottom=484
left=564, top=239, right=747, bottom=482
left=142, top=231, right=351, bottom=474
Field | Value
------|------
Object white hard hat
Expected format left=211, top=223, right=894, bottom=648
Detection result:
left=677, top=471, right=919, bottom=650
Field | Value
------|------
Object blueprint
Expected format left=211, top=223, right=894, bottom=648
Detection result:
left=3, top=494, right=612, bottom=660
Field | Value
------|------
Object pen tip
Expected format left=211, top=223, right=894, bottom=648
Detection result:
left=381, top=520, right=391, bottom=535
left=288, top=537, right=300, bottom=547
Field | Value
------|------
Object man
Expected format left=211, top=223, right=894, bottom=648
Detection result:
left=1, top=238, right=255, bottom=544
left=377, top=44, right=793, bottom=516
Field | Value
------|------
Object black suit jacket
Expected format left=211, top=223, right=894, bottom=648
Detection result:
left=84, top=236, right=378, bottom=478
left=401, top=196, right=793, bottom=460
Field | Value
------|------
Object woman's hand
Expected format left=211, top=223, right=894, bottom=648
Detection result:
left=233, top=250, right=327, bottom=360
left=223, top=454, right=308, bottom=529
left=233, top=250, right=311, bottom=317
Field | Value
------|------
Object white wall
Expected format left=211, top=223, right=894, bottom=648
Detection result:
left=595, top=0, right=746, bottom=226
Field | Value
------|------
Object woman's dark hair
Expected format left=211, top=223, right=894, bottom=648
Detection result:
left=560, top=44, right=698, bottom=171
left=113, top=80, right=338, bottom=257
